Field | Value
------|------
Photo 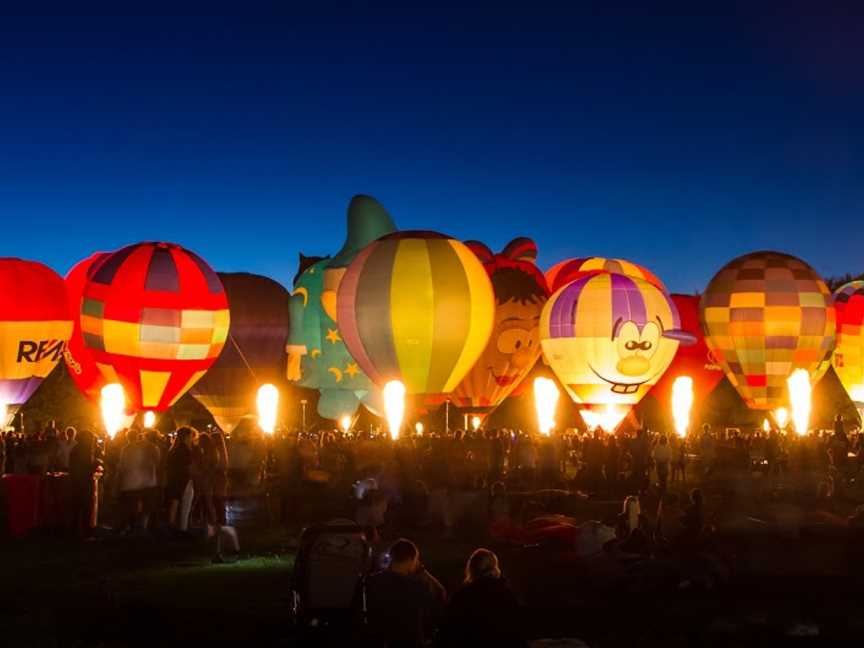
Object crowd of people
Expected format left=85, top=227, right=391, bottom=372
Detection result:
left=2, top=413, right=863, bottom=644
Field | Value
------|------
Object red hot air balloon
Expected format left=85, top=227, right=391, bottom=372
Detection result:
left=64, top=252, right=111, bottom=401
left=79, top=242, right=230, bottom=412
left=648, top=294, right=724, bottom=412
left=0, top=258, right=73, bottom=415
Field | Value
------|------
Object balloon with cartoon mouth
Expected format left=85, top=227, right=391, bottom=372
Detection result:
left=540, top=271, right=692, bottom=406
left=448, top=237, right=550, bottom=417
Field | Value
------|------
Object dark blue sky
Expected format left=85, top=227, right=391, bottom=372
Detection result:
left=1, top=4, right=861, bottom=292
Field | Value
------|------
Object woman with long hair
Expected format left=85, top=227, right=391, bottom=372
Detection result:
left=440, top=548, right=524, bottom=647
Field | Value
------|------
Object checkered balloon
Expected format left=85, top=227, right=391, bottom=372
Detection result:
left=699, top=251, right=835, bottom=410
left=80, top=242, right=229, bottom=412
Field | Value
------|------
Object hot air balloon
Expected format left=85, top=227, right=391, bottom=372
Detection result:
left=546, top=257, right=665, bottom=293
left=832, top=281, right=864, bottom=404
left=286, top=195, right=396, bottom=419
left=0, top=258, right=73, bottom=419
left=189, top=273, right=290, bottom=431
left=540, top=271, right=691, bottom=407
left=79, top=242, right=229, bottom=412
left=64, top=252, right=111, bottom=401
left=700, top=251, right=835, bottom=410
left=448, top=238, right=550, bottom=417
left=337, top=231, right=495, bottom=400
left=648, top=294, right=724, bottom=411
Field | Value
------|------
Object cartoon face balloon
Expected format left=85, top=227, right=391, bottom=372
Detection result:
left=540, top=271, right=691, bottom=406
left=285, top=195, right=396, bottom=419
left=832, top=281, right=864, bottom=403
left=449, top=238, right=550, bottom=413
left=700, top=251, right=836, bottom=410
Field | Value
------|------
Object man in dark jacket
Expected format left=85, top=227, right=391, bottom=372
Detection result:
left=363, top=538, right=446, bottom=646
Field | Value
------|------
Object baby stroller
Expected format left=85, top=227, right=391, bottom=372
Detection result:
left=289, top=518, right=372, bottom=633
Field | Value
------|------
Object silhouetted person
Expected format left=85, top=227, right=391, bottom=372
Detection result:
left=440, top=548, right=524, bottom=647
left=363, top=538, right=446, bottom=646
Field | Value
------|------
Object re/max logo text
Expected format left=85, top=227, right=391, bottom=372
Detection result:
left=17, top=339, right=66, bottom=363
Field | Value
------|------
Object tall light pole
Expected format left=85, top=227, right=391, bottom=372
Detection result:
left=300, top=399, right=307, bottom=432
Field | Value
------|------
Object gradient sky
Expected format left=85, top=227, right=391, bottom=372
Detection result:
left=1, top=4, right=861, bottom=293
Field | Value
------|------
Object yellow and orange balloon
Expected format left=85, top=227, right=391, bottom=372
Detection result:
left=699, top=251, right=835, bottom=410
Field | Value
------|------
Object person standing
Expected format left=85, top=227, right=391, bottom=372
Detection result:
left=165, top=427, right=197, bottom=532
left=653, top=435, right=673, bottom=496
left=116, top=429, right=161, bottom=533
left=68, top=430, right=99, bottom=537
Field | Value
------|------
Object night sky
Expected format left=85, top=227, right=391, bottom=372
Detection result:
left=1, top=4, right=861, bottom=293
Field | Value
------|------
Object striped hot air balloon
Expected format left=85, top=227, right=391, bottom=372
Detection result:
left=546, top=257, right=665, bottom=293
left=448, top=238, right=550, bottom=416
left=540, top=271, right=691, bottom=406
left=64, top=252, right=112, bottom=401
left=337, top=231, right=495, bottom=398
left=79, top=242, right=230, bottom=412
left=189, top=272, right=290, bottom=431
left=0, top=259, right=73, bottom=418
left=832, top=281, right=864, bottom=404
left=699, top=251, right=836, bottom=410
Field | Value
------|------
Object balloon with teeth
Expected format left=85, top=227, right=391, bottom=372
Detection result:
left=540, top=270, right=693, bottom=408
left=447, top=238, right=550, bottom=417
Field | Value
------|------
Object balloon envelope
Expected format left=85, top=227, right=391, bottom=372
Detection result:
left=286, top=195, right=396, bottom=419
left=832, top=281, right=864, bottom=403
left=190, top=273, right=290, bottom=431
left=337, top=231, right=495, bottom=398
left=449, top=238, right=550, bottom=414
left=540, top=271, right=687, bottom=406
left=64, top=252, right=111, bottom=401
left=0, top=258, right=73, bottom=408
left=700, top=251, right=835, bottom=410
left=80, top=242, right=229, bottom=412
left=546, top=257, right=666, bottom=294
left=648, top=294, right=724, bottom=410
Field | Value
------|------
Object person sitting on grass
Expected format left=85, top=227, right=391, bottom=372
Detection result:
left=440, top=548, right=524, bottom=647
left=362, top=538, right=446, bottom=647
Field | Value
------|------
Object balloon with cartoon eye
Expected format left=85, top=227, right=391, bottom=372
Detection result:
left=446, top=238, right=550, bottom=417
left=540, top=271, right=692, bottom=406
